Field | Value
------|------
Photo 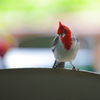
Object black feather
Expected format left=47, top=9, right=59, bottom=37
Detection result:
left=52, top=36, right=59, bottom=52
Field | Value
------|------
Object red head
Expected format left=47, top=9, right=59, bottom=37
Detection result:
left=57, top=21, right=72, bottom=50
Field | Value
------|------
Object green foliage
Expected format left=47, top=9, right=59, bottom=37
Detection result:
left=0, top=0, right=100, bottom=12
left=0, top=0, right=35, bottom=11
left=0, top=0, right=100, bottom=28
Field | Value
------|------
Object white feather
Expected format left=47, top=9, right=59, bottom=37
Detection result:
left=53, top=32, right=80, bottom=63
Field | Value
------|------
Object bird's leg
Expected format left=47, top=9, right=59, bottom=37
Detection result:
left=53, top=60, right=56, bottom=68
left=70, top=62, right=76, bottom=70
left=52, top=60, right=59, bottom=71
left=55, top=61, right=59, bottom=70
left=53, top=60, right=64, bottom=69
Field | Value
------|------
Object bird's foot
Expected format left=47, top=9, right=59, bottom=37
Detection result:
left=72, top=66, right=76, bottom=71
left=52, top=65, right=58, bottom=72
left=72, top=67, right=80, bottom=71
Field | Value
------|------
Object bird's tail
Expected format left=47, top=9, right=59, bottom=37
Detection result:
left=53, top=60, right=65, bottom=68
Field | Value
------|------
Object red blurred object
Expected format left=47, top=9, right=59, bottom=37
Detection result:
left=0, top=39, right=11, bottom=57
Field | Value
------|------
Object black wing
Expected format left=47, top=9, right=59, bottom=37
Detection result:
left=52, top=36, right=59, bottom=52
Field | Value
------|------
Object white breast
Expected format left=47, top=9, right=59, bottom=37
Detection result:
left=54, top=35, right=79, bottom=63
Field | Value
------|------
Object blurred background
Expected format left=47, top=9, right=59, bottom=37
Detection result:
left=0, top=0, right=100, bottom=72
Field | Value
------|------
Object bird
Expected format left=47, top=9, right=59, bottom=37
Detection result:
left=52, top=21, right=80, bottom=70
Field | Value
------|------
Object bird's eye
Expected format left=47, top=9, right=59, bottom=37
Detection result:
left=64, top=29, right=67, bottom=33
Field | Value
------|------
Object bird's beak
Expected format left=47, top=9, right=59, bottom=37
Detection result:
left=60, top=33, right=66, bottom=38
